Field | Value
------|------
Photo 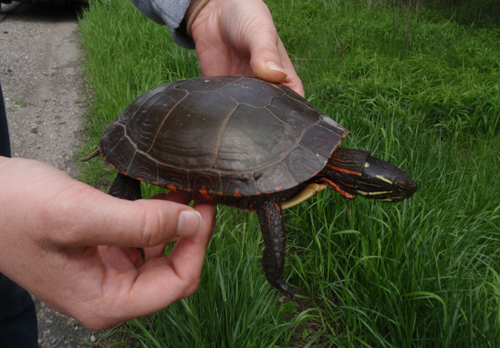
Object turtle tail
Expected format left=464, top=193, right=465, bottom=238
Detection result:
left=81, top=148, right=101, bottom=162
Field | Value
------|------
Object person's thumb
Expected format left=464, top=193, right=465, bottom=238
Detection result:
left=50, top=185, right=203, bottom=249
left=248, top=28, right=288, bottom=83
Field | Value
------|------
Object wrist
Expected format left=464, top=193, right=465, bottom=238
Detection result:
left=186, top=0, right=210, bottom=37
left=185, top=0, right=204, bottom=21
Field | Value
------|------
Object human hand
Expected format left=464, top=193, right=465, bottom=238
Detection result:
left=0, top=157, right=215, bottom=330
left=187, top=0, right=304, bottom=96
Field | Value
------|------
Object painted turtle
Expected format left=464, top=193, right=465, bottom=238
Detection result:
left=85, top=76, right=417, bottom=299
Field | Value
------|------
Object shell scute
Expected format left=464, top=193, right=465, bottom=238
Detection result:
left=126, top=89, right=188, bottom=152
left=217, top=77, right=285, bottom=107
left=157, top=163, right=190, bottom=189
left=100, top=122, right=124, bottom=157
left=127, top=152, right=159, bottom=183
left=103, top=136, right=135, bottom=172
left=220, top=172, right=259, bottom=196
left=189, top=170, right=222, bottom=201
left=284, top=146, right=327, bottom=183
left=174, top=76, right=236, bottom=93
left=254, top=163, right=299, bottom=193
left=214, top=104, right=295, bottom=172
left=267, top=95, right=322, bottom=138
left=117, top=82, right=177, bottom=124
left=299, top=125, right=345, bottom=159
left=150, top=91, right=237, bottom=169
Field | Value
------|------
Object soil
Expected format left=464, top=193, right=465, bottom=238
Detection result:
left=1, top=2, right=105, bottom=346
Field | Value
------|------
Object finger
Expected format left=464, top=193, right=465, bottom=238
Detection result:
left=98, top=245, right=136, bottom=270
left=111, top=243, right=167, bottom=265
left=166, top=202, right=216, bottom=277
left=134, top=192, right=194, bottom=262
left=248, top=27, right=288, bottom=83
left=145, top=194, right=214, bottom=264
left=94, top=192, right=193, bottom=265
left=105, top=203, right=216, bottom=321
left=277, top=38, right=305, bottom=97
left=49, top=184, right=203, bottom=249
left=245, top=19, right=304, bottom=96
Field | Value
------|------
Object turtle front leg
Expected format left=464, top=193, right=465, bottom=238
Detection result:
left=108, top=173, right=145, bottom=262
left=109, top=172, right=142, bottom=201
left=256, top=195, right=295, bottom=300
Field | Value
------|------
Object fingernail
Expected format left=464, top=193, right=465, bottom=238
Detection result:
left=177, top=210, right=203, bottom=237
left=266, top=62, right=287, bottom=76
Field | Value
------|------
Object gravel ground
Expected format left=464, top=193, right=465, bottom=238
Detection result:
left=1, top=2, right=104, bottom=346
left=1, top=2, right=85, bottom=174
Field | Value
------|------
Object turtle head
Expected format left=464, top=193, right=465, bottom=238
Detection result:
left=356, top=156, right=417, bottom=202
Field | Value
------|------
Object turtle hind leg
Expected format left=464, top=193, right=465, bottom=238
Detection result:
left=108, top=173, right=145, bottom=263
left=256, top=195, right=295, bottom=300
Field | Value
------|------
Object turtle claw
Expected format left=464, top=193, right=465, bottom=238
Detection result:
left=278, top=280, right=296, bottom=301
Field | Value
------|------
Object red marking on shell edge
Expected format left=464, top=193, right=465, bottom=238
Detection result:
left=273, top=179, right=285, bottom=191
left=167, top=185, right=177, bottom=192
left=313, top=136, right=331, bottom=144
left=302, top=163, right=313, bottom=171
left=200, top=186, right=212, bottom=200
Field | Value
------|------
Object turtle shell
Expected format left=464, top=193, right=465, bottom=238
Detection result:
left=99, top=76, right=349, bottom=196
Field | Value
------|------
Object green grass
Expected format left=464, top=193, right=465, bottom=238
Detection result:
left=79, top=0, right=500, bottom=346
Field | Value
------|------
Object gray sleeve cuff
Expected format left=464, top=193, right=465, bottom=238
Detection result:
left=130, top=0, right=195, bottom=49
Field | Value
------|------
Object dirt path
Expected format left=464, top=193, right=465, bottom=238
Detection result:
left=1, top=2, right=85, bottom=175
left=1, top=2, right=102, bottom=346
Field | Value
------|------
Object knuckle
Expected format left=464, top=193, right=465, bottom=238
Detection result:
left=139, top=202, right=171, bottom=246
left=38, top=183, right=93, bottom=245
